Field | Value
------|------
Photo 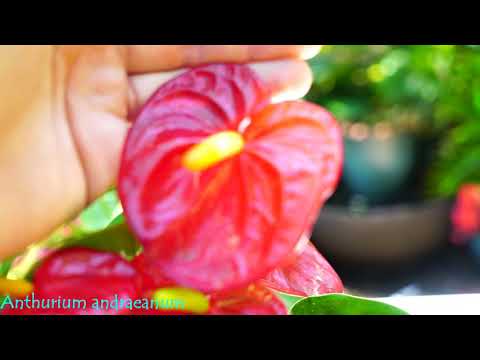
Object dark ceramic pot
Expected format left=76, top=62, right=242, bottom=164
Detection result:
left=342, top=133, right=416, bottom=205
left=312, top=199, right=453, bottom=265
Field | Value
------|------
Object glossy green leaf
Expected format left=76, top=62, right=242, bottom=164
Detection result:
left=7, top=193, right=132, bottom=281
left=291, top=294, right=409, bottom=315
left=79, top=190, right=122, bottom=232
left=8, top=223, right=141, bottom=281
left=62, top=222, right=141, bottom=260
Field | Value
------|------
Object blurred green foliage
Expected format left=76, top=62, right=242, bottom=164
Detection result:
left=306, top=45, right=480, bottom=196
left=3, top=190, right=127, bottom=279
left=0, top=258, right=12, bottom=277
left=79, top=189, right=122, bottom=232
left=307, top=45, right=449, bottom=126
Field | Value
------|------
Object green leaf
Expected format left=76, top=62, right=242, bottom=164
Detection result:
left=0, top=296, right=6, bottom=313
left=62, top=222, right=141, bottom=260
left=6, top=192, right=131, bottom=281
left=8, top=223, right=141, bottom=281
left=291, top=294, right=409, bottom=315
left=6, top=246, right=47, bottom=281
left=109, top=214, right=125, bottom=226
left=79, top=190, right=122, bottom=232
left=0, top=258, right=13, bottom=277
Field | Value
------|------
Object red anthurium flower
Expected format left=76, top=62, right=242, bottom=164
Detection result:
left=122, top=284, right=287, bottom=316
left=121, top=284, right=287, bottom=316
left=451, top=184, right=480, bottom=245
left=261, top=241, right=343, bottom=297
left=119, top=64, right=343, bottom=293
left=131, top=253, right=176, bottom=292
left=1, top=248, right=286, bottom=316
left=208, top=283, right=287, bottom=315
left=2, top=248, right=143, bottom=315
left=2, top=64, right=343, bottom=316
left=34, top=248, right=142, bottom=307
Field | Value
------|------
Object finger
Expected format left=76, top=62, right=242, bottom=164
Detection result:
left=128, top=59, right=313, bottom=115
left=126, top=45, right=321, bottom=74
left=65, top=46, right=131, bottom=203
left=251, top=59, right=313, bottom=103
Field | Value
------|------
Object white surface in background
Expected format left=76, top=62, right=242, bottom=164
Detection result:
left=376, top=294, right=480, bottom=315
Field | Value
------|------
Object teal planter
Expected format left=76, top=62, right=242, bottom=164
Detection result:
left=343, top=133, right=416, bottom=204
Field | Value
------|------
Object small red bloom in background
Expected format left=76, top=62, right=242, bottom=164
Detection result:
left=451, top=184, right=480, bottom=245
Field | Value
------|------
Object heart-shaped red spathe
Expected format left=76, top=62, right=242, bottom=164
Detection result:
left=208, top=283, right=287, bottom=315
left=0, top=248, right=184, bottom=316
left=128, top=283, right=287, bottom=316
left=119, top=64, right=343, bottom=293
left=261, top=241, right=344, bottom=297
left=32, top=248, right=143, bottom=315
left=1, top=248, right=286, bottom=316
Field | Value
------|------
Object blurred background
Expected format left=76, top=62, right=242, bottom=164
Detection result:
left=306, top=45, right=480, bottom=297
left=3, top=45, right=480, bottom=300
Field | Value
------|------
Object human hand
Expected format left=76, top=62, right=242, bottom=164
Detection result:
left=0, top=45, right=320, bottom=259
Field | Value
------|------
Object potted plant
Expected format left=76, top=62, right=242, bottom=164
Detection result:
left=308, top=45, right=480, bottom=266
left=426, top=45, right=480, bottom=260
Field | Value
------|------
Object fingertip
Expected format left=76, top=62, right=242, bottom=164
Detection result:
left=250, top=59, right=313, bottom=101
left=128, top=69, right=184, bottom=113
left=129, top=59, right=314, bottom=114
